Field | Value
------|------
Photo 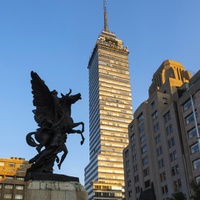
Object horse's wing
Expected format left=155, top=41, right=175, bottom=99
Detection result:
left=31, top=71, right=56, bottom=127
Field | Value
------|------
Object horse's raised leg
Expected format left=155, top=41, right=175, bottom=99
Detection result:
left=67, top=120, right=85, bottom=144
left=70, top=122, right=84, bottom=132
left=58, top=144, right=68, bottom=170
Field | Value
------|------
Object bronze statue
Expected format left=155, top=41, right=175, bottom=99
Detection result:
left=25, top=71, right=84, bottom=181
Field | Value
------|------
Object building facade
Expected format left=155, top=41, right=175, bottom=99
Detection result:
left=84, top=2, right=133, bottom=199
left=176, top=70, right=200, bottom=186
left=123, top=60, right=200, bottom=200
left=0, top=157, right=30, bottom=200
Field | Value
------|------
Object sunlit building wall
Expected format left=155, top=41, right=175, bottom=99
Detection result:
left=0, top=157, right=30, bottom=200
left=84, top=9, right=133, bottom=199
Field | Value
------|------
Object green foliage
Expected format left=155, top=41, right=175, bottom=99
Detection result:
left=171, top=192, right=186, bottom=200
left=190, top=180, right=200, bottom=200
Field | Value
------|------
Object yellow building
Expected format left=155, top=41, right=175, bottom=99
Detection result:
left=0, top=157, right=30, bottom=200
left=123, top=60, right=200, bottom=200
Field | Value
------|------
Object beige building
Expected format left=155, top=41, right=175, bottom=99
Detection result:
left=123, top=60, right=200, bottom=200
left=0, top=157, right=30, bottom=200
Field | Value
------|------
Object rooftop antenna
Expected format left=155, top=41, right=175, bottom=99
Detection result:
left=104, top=0, right=109, bottom=31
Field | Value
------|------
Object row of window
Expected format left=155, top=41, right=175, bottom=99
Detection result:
left=0, top=184, right=24, bottom=190
left=0, top=162, right=25, bottom=168
left=161, top=179, right=182, bottom=194
left=0, top=176, right=24, bottom=180
left=128, top=180, right=182, bottom=197
left=133, top=98, right=198, bottom=137
left=0, top=194, right=23, bottom=199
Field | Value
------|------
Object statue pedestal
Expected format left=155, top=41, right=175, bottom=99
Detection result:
left=25, top=180, right=88, bottom=200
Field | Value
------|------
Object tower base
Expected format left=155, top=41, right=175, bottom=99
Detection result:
left=25, top=180, right=88, bottom=200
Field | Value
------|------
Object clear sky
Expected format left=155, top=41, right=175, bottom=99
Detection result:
left=0, top=0, right=200, bottom=185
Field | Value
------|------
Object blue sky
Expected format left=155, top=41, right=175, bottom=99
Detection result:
left=0, top=1, right=200, bottom=184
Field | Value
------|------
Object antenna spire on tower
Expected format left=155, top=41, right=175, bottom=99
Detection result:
left=104, top=0, right=109, bottom=31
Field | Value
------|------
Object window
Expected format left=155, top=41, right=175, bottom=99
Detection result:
left=127, top=169, right=130, bottom=177
left=137, top=113, right=144, bottom=122
left=145, top=180, right=150, bottom=188
left=139, top=123, right=145, bottom=133
left=126, top=160, right=130, bottom=167
left=132, top=144, right=136, bottom=152
left=19, top=164, right=25, bottom=168
left=183, top=99, right=192, bottom=111
left=174, top=179, right=182, bottom=192
left=8, top=163, right=15, bottom=167
left=191, top=143, right=199, bottom=154
left=125, top=150, right=129, bottom=158
left=132, top=154, right=137, bottom=162
left=127, top=179, right=132, bottom=187
left=151, top=101, right=155, bottom=109
left=193, top=159, right=200, bottom=169
left=141, top=144, right=147, bottom=154
left=188, top=126, right=200, bottom=139
left=4, top=194, right=12, bottom=199
left=143, top=167, right=149, bottom=177
left=142, top=156, right=149, bottom=165
left=168, top=137, right=175, bottom=148
left=155, top=134, right=161, bottom=144
left=170, top=150, right=177, bottom=161
left=153, top=122, right=160, bottom=133
left=128, top=190, right=132, bottom=197
left=160, top=171, right=166, bottom=182
left=0, top=161, right=5, bottom=166
left=130, top=125, right=134, bottom=132
left=156, top=146, right=163, bottom=156
left=15, top=194, right=23, bottom=199
left=133, top=164, right=138, bottom=172
left=16, top=177, right=24, bottom=180
left=152, top=111, right=158, bottom=121
left=172, top=164, right=179, bottom=175
left=135, top=186, right=140, bottom=194
left=5, top=185, right=13, bottom=189
left=134, top=175, right=139, bottom=183
left=163, top=98, right=168, bottom=104
left=185, top=111, right=198, bottom=125
left=196, top=176, right=200, bottom=184
left=164, top=111, right=171, bottom=123
left=6, top=176, right=14, bottom=180
left=166, top=124, right=173, bottom=135
left=161, top=185, right=168, bottom=194
left=16, top=185, right=24, bottom=190
left=158, top=159, right=164, bottom=169
left=130, top=134, right=135, bottom=141
left=140, top=134, right=146, bottom=143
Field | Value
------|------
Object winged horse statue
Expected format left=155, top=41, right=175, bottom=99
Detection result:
left=25, top=71, right=84, bottom=181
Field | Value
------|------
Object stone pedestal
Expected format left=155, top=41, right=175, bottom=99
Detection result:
left=25, top=180, right=88, bottom=200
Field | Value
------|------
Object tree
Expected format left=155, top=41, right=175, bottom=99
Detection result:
left=171, top=191, right=186, bottom=200
left=191, top=180, right=200, bottom=200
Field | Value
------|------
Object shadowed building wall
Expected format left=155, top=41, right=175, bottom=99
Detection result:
left=123, top=60, right=200, bottom=199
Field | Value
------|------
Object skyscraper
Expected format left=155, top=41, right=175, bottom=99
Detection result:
left=84, top=1, right=133, bottom=199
